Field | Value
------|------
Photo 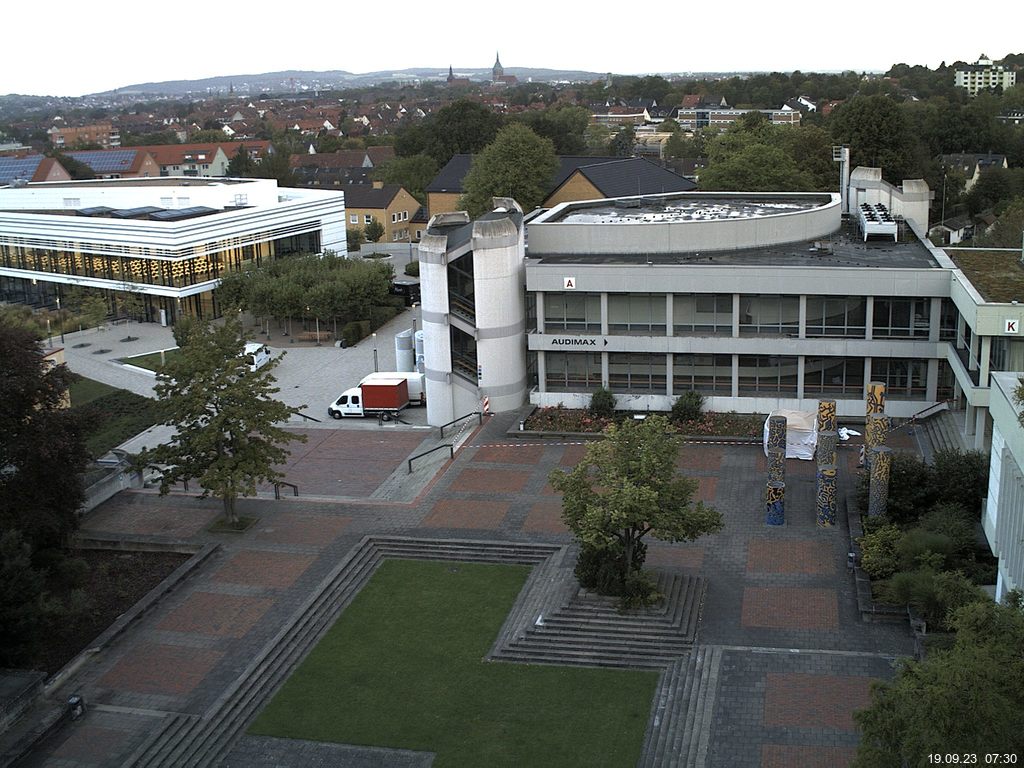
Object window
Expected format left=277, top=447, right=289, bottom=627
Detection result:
left=608, top=294, right=666, bottom=335
left=873, top=298, right=930, bottom=338
left=545, top=352, right=603, bottom=391
left=62, top=198, right=81, bottom=208
left=544, top=292, right=601, bottom=332
left=805, top=296, right=867, bottom=338
left=939, top=298, right=958, bottom=341
left=392, top=213, right=399, bottom=223
left=674, top=294, right=732, bottom=335
left=870, top=359, right=927, bottom=399
left=738, top=355, right=798, bottom=395
left=364, top=214, right=372, bottom=224
left=674, top=354, right=732, bottom=394
left=608, top=353, right=666, bottom=392
left=803, top=357, right=865, bottom=396
left=739, top=295, right=799, bottom=336
left=402, top=211, right=409, bottom=220
left=350, top=215, right=358, bottom=224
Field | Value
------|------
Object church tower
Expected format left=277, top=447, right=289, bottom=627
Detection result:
left=447, top=65, right=455, bottom=83
left=492, top=53, right=504, bottom=83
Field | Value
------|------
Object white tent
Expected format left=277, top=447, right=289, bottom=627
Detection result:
left=763, top=409, right=818, bottom=460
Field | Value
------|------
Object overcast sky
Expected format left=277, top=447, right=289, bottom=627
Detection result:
left=8, top=1, right=1021, bottom=97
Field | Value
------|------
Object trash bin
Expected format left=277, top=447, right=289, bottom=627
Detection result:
left=67, top=694, right=85, bottom=720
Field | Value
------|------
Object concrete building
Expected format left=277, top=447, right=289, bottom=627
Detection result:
left=47, top=122, right=120, bottom=149
left=983, top=372, right=1024, bottom=602
left=344, top=183, right=420, bottom=243
left=0, top=177, right=345, bottom=323
left=955, top=54, right=1017, bottom=96
left=418, top=166, right=1024, bottom=456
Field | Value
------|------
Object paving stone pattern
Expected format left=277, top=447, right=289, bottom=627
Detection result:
left=15, top=412, right=916, bottom=768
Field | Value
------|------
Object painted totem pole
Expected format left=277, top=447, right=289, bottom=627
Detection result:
left=765, top=415, right=787, bottom=525
left=815, top=399, right=838, bottom=527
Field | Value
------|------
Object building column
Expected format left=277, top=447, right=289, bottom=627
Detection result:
left=929, top=297, right=941, bottom=343
left=864, top=296, right=874, bottom=341
left=975, top=407, right=989, bottom=451
left=537, top=351, right=547, bottom=393
left=863, top=358, right=873, bottom=401
left=667, top=353, right=674, bottom=398
left=969, top=332, right=980, bottom=372
left=600, top=292, right=609, bottom=336
left=797, top=356, right=805, bottom=400
left=732, top=293, right=740, bottom=338
left=956, top=314, right=966, bottom=350
left=979, top=335, right=992, bottom=385
left=535, top=292, right=545, bottom=334
left=665, top=294, right=674, bottom=337
left=731, top=354, right=739, bottom=399
left=798, top=295, right=807, bottom=339
left=926, top=358, right=939, bottom=402
left=965, top=403, right=977, bottom=439
left=602, top=352, right=609, bottom=389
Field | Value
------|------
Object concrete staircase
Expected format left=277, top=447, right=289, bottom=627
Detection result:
left=492, top=570, right=706, bottom=669
left=121, top=536, right=560, bottom=768
left=638, top=645, right=723, bottom=768
left=917, top=408, right=967, bottom=456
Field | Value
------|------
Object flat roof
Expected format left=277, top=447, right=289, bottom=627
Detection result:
left=530, top=218, right=940, bottom=270
left=550, top=195, right=831, bottom=225
left=17, top=177, right=253, bottom=189
left=949, top=249, right=1024, bottom=302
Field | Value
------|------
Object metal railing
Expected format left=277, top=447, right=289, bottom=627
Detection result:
left=439, top=411, right=482, bottom=438
left=408, top=444, right=453, bottom=473
left=291, top=409, right=322, bottom=423
left=273, top=481, right=299, bottom=499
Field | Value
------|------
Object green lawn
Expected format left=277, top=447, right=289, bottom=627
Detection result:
left=69, top=376, right=162, bottom=458
left=121, top=348, right=179, bottom=372
left=250, top=559, right=659, bottom=767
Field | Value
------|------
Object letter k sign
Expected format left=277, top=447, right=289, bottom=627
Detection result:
left=1006, top=319, right=1019, bottom=334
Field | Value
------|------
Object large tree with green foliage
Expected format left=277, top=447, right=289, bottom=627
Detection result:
left=853, top=595, right=1024, bottom=766
left=513, top=105, right=591, bottom=155
left=459, top=124, right=558, bottom=217
left=549, top=415, right=723, bottom=597
left=0, top=323, right=88, bottom=552
left=0, top=530, right=48, bottom=666
left=373, top=155, right=438, bottom=204
left=363, top=217, right=385, bottom=243
left=828, top=95, right=925, bottom=181
left=138, top=319, right=304, bottom=524
left=394, top=100, right=503, bottom=166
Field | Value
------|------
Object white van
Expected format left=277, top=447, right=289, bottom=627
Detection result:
left=242, top=342, right=271, bottom=372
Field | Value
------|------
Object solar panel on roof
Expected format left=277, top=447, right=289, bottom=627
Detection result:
left=148, top=206, right=218, bottom=222
left=111, top=206, right=164, bottom=219
left=77, top=206, right=115, bottom=217
left=67, top=149, right=137, bottom=173
left=0, top=156, right=43, bottom=184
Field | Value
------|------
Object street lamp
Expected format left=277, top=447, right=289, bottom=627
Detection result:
left=56, top=291, right=65, bottom=343
left=306, top=305, right=321, bottom=346
left=372, top=331, right=378, bottom=372
left=411, top=302, right=419, bottom=334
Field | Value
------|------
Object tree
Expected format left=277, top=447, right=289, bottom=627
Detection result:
left=49, top=152, right=95, bottom=180
left=226, top=145, right=255, bottom=177
left=395, top=100, right=503, bottom=166
left=0, top=323, right=88, bottom=552
left=137, top=319, right=305, bottom=524
left=253, top=145, right=295, bottom=187
left=373, top=155, right=438, bottom=204
left=363, top=217, right=385, bottom=243
left=974, top=197, right=1024, bottom=247
left=514, top=105, right=591, bottom=155
left=700, top=143, right=812, bottom=191
left=608, top=125, right=635, bottom=157
left=0, top=530, right=48, bottom=666
left=346, top=226, right=365, bottom=252
left=853, top=596, right=1024, bottom=766
left=459, top=124, right=558, bottom=217
left=828, top=95, right=925, bottom=181
left=549, top=415, right=723, bottom=597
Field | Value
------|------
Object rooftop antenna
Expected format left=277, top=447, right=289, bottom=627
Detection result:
left=832, top=145, right=850, bottom=215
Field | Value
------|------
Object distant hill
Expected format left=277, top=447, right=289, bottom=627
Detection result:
left=101, top=67, right=609, bottom=97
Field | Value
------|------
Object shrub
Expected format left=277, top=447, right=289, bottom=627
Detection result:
left=0, top=530, right=47, bottom=666
left=932, top=448, right=989, bottom=517
left=931, top=571, right=988, bottom=630
left=671, top=391, right=705, bottom=423
left=574, top=540, right=649, bottom=599
left=589, top=387, right=616, bottom=419
left=404, top=260, right=420, bottom=277
left=898, top=529, right=956, bottom=572
left=919, top=502, right=976, bottom=558
left=341, top=320, right=369, bottom=347
left=369, top=305, right=400, bottom=329
left=858, top=524, right=903, bottom=579
left=857, top=451, right=934, bottom=524
left=346, top=227, right=364, bottom=252
left=882, top=569, right=988, bottom=631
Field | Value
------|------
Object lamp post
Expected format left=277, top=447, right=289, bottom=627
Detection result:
left=56, top=292, right=65, bottom=343
left=372, top=331, right=378, bottom=372
left=411, top=302, right=419, bottom=334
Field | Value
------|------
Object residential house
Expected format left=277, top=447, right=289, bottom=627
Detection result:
left=939, top=153, right=1009, bottom=192
left=65, top=149, right=160, bottom=179
left=955, top=54, right=1017, bottom=96
left=345, top=182, right=420, bottom=242
left=131, top=144, right=231, bottom=177
left=928, top=214, right=974, bottom=246
left=0, top=155, right=71, bottom=186
left=426, top=155, right=697, bottom=219
left=47, top=122, right=121, bottom=149
left=289, top=147, right=396, bottom=188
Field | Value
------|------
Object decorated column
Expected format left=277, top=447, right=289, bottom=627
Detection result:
left=765, top=480, right=786, bottom=526
left=816, top=399, right=837, bottom=432
left=816, top=430, right=838, bottom=468
left=867, top=446, right=892, bottom=517
left=864, top=413, right=890, bottom=469
left=816, top=464, right=838, bottom=527
left=866, top=381, right=886, bottom=415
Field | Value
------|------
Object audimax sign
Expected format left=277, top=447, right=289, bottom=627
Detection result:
left=545, top=336, right=609, bottom=348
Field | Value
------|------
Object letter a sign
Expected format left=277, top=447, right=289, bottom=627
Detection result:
left=563, top=277, right=576, bottom=290
left=1006, top=319, right=1019, bottom=334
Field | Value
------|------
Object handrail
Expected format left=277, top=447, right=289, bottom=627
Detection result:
left=273, top=481, right=299, bottom=500
left=439, top=411, right=482, bottom=438
left=291, top=409, right=322, bottom=423
left=896, top=400, right=950, bottom=430
left=408, top=444, right=453, bottom=473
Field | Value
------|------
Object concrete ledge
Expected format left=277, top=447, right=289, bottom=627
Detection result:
left=44, top=540, right=219, bottom=695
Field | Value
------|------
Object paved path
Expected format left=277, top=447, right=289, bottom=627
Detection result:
left=11, top=412, right=914, bottom=768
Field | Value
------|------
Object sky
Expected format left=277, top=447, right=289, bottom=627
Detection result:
left=8, top=1, right=1022, bottom=97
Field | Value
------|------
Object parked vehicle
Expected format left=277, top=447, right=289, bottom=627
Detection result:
left=359, top=372, right=425, bottom=406
left=242, top=342, right=271, bottom=372
left=328, top=377, right=410, bottom=419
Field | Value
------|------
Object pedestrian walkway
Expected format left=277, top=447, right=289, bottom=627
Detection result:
left=7, top=411, right=914, bottom=768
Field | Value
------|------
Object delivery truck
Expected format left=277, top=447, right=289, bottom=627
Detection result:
left=359, top=372, right=425, bottom=406
left=328, top=377, right=410, bottom=419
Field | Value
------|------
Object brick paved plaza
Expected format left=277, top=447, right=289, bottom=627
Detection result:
left=13, top=416, right=914, bottom=767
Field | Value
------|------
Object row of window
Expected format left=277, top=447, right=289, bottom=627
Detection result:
left=543, top=352, right=940, bottom=400
left=541, top=293, right=957, bottom=340
left=348, top=211, right=409, bottom=225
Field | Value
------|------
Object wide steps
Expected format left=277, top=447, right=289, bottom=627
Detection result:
left=496, top=648, right=677, bottom=670
left=127, top=537, right=564, bottom=768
